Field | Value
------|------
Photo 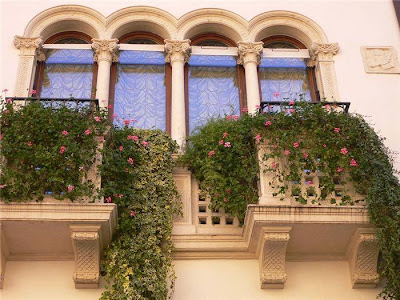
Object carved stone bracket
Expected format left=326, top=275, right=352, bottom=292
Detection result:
left=348, top=228, right=379, bottom=288
left=70, top=225, right=101, bottom=289
left=237, top=41, right=264, bottom=66
left=164, top=39, right=191, bottom=64
left=258, top=227, right=291, bottom=289
left=91, top=39, right=119, bottom=63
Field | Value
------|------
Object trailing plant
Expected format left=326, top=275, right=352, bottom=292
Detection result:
left=0, top=99, right=108, bottom=201
left=182, top=102, right=400, bottom=299
left=99, top=127, right=179, bottom=300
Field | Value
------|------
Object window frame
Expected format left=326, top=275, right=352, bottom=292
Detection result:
left=108, top=32, right=172, bottom=133
left=259, top=35, right=319, bottom=102
left=33, top=31, right=98, bottom=99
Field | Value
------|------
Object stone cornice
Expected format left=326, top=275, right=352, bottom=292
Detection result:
left=237, top=41, right=263, bottom=65
left=164, top=39, right=191, bottom=63
left=91, top=38, right=119, bottom=63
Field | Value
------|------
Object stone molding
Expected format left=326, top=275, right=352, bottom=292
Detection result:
left=348, top=228, right=380, bottom=288
left=361, top=46, right=400, bottom=74
left=258, top=228, right=291, bottom=289
left=91, top=38, right=119, bottom=63
left=70, top=225, right=101, bottom=289
left=237, top=41, right=264, bottom=66
left=164, top=39, right=191, bottom=63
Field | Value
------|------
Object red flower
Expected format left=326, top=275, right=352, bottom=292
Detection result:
left=350, top=159, right=358, bottom=167
left=127, top=135, right=139, bottom=142
left=208, top=150, right=215, bottom=157
left=224, top=142, right=231, bottom=148
left=271, top=162, right=277, bottom=169
left=289, top=101, right=295, bottom=105
left=284, top=150, right=290, bottom=156
left=265, top=120, right=272, bottom=126
left=123, top=119, right=130, bottom=125
left=293, top=142, right=299, bottom=148
left=62, top=130, right=68, bottom=136
left=27, top=141, right=33, bottom=147
left=255, top=134, right=262, bottom=143
left=94, top=116, right=101, bottom=122
left=341, top=148, right=348, bottom=155
left=223, top=132, right=228, bottom=138
left=106, top=197, right=112, bottom=203
left=84, top=129, right=92, bottom=135
left=142, top=141, right=148, bottom=146
left=273, top=92, right=280, bottom=97
left=128, top=157, right=134, bottom=165
left=119, top=146, right=123, bottom=151
left=67, top=185, right=74, bottom=192
left=303, top=153, right=309, bottom=159
left=60, top=146, right=66, bottom=154
left=130, top=211, right=136, bottom=217
left=337, top=167, right=344, bottom=173
left=30, top=90, right=37, bottom=96
left=334, top=128, right=340, bottom=133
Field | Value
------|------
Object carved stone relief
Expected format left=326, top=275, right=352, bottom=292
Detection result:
left=361, top=47, right=400, bottom=74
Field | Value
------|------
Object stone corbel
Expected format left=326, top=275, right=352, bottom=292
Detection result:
left=91, top=39, right=119, bottom=63
left=348, top=228, right=380, bottom=288
left=237, top=41, right=263, bottom=66
left=310, top=42, right=340, bottom=101
left=13, top=35, right=43, bottom=97
left=70, top=225, right=101, bottom=289
left=258, top=227, right=291, bottom=289
left=164, top=39, right=191, bottom=64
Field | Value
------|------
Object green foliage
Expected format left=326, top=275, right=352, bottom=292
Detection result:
left=99, top=127, right=179, bottom=300
left=0, top=100, right=108, bottom=201
left=182, top=103, right=400, bottom=299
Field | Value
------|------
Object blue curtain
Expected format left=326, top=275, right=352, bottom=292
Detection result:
left=188, top=55, right=240, bottom=133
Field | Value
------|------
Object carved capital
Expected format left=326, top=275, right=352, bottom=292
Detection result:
left=91, top=39, right=119, bottom=63
left=164, top=39, right=191, bottom=64
left=237, top=41, right=264, bottom=66
left=14, top=35, right=43, bottom=56
left=70, top=225, right=101, bottom=289
left=259, top=227, right=291, bottom=289
left=311, top=43, right=340, bottom=61
left=348, top=229, right=380, bottom=288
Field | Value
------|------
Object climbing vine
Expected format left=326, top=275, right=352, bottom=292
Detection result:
left=182, top=103, right=400, bottom=299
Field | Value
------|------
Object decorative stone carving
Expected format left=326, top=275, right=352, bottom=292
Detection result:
left=237, top=41, right=264, bottom=65
left=70, top=225, right=101, bottom=289
left=91, top=39, right=119, bottom=63
left=348, top=229, right=379, bottom=288
left=164, top=39, right=191, bottom=63
left=13, top=35, right=43, bottom=55
left=259, top=227, right=291, bottom=289
left=361, top=47, right=400, bottom=74
left=311, top=43, right=340, bottom=62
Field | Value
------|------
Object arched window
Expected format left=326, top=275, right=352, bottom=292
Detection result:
left=109, top=32, right=171, bottom=132
left=34, top=31, right=97, bottom=102
left=259, top=35, right=319, bottom=102
left=185, top=34, right=246, bottom=134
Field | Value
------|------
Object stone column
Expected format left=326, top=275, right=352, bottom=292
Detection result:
left=164, top=39, right=191, bottom=149
left=310, top=43, right=340, bottom=101
left=91, top=39, right=119, bottom=108
left=13, top=36, right=43, bottom=97
left=237, top=41, right=263, bottom=114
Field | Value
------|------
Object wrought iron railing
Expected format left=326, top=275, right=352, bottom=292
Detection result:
left=259, top=101, right=351, bottom=113
left=9, top=97, right=100, bottom=110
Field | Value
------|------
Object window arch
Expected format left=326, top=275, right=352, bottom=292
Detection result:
left=259, top=35, right=319, bottom=102
left=34, top=31, right=97, bottom=101
left=185, top=33, right=246, bottom=134
left=109, top=32, right=171, bottom=132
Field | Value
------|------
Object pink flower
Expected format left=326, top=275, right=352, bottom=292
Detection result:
left=62, top=130, right=68, bottom=136
left=226, top=115, right=239, bottom=121
left=112, top=113, right=118, bottom=119
left=293, top=142, right=299, bottom=148
left=341, top=148, right=348, bottom=155
left=106, top=196, right=112, bottom=203
left=27, top=141, right=33, bottom=147
left=84, top=129, right=92, bottom=135
left=273, top=92, right=280, bottom=97
left=94, top=116, right=101, bottom=122
left=323, top=144, right=327, bottom=148
left=324, top=104, right=331, bottom=110
left=67, top=185, right=74, bottom=192
left=303, top=153, right=309, bottom=159
left=350, top=159, right=358, bottom=167
left=219, top=139, right=224, bottom=145
left=60, top=146, right=66, bottom=154
left=223, top=198, right=228, bottom=202
left=271, top=162, right=277, bottom=169
left=0, top=134, right=3, bottom=140
left=6, top=98, right=12, bottom=104
left=255, top=105, right=261, bottom=109
left=265, top=120, right=272, bottom=126
left=119, top=146, right=123, bottom=151
left=117, top=194, right=123, bottom=199
left=286, top=108, right=295, bottom=114
left=128, top=157, right=134, bottom=165
left=223, top=132, right=228, bottom=138
left=127, top=135, right=139, bottom=142
left=5, top=110, right=9, bottom=114
left=255, top=134, right=262, bottom=143
left=289, top=101, right=295, bottom=105
left=142, top=141, right=148, bottom=146
left=284, top=150, right=290, bottom=156
left=130, top=211, right=136, bottom=217
left=123, top=119, right=130, bottom=125
left=107, top=104, right=113, bottom=109
left=242, top=107, right=248, bottom=112
left=306, top=180, right=313, bottom=186
left=337, top=167, right=344, bottom=173
left=131, top=119, right=137, bottom=123
left=30, top=90, right=37, bottom=95
left=334, top=128, right=340, bottom=133
left=0, top=184, right=7, bottom=189
left=208, top=150, right=215, bottom=157
left=224, top=142, right=231, bottom=148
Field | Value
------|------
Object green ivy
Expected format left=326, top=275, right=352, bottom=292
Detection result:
left=0, top=100, right=108, bottom=201
left=99, top=127, right=179, bottom=300
left=182, top=103, right=400, bottom=299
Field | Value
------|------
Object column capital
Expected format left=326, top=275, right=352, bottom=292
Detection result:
left=164, top=39, right=191, bottom=64
left=311, top=42, right=340, bottom=62
left=91, top=38, right=119, bottom=63
left=237, top=41, right=264, bottom=66
left=14, top=35, right=43, bottom=56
